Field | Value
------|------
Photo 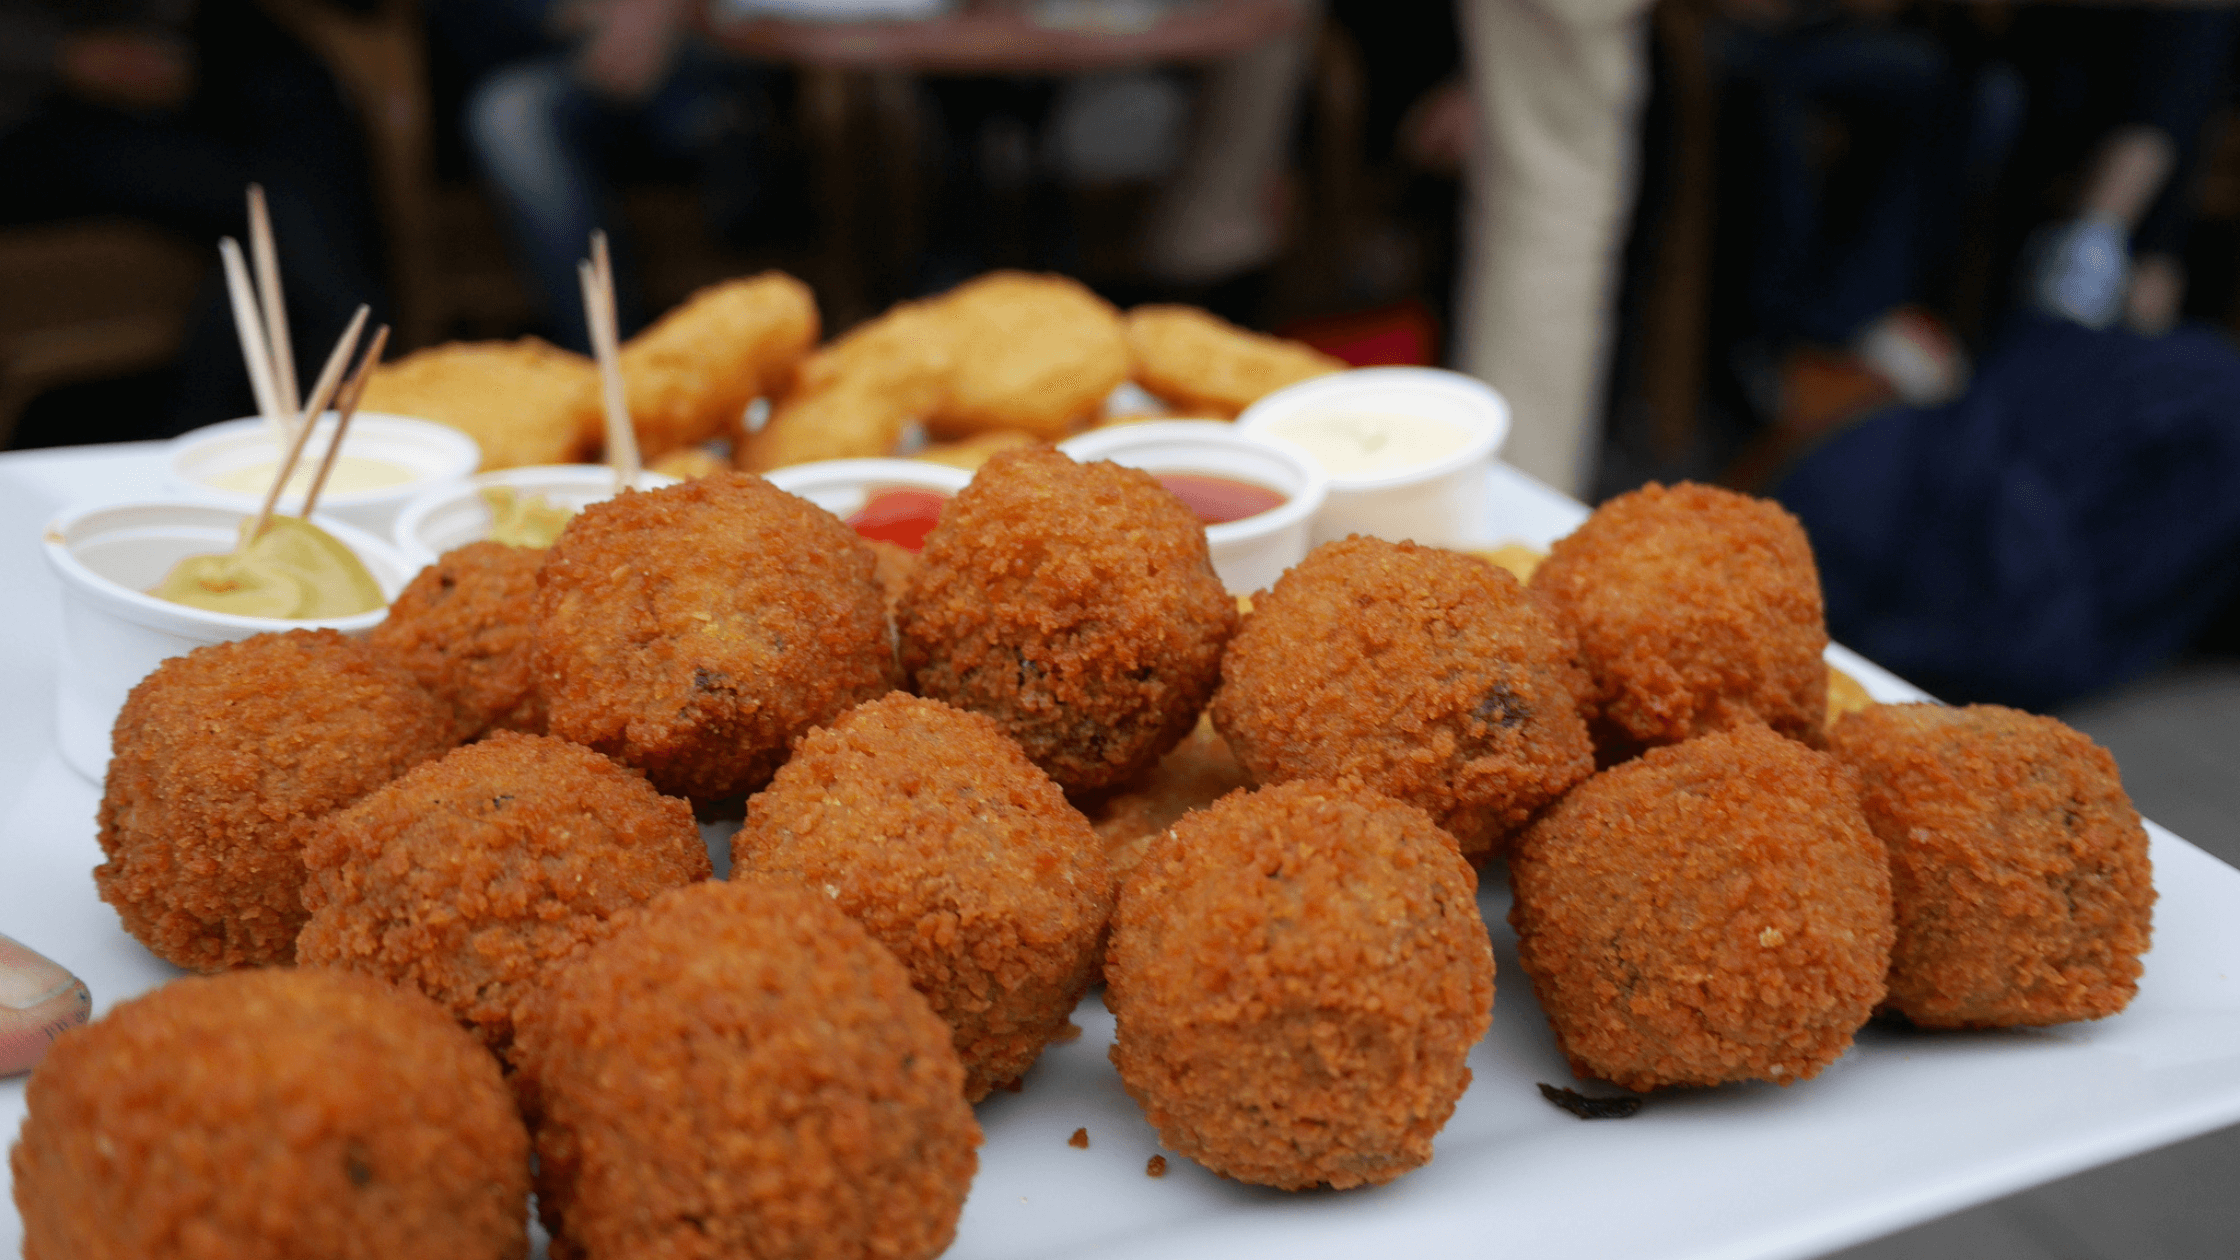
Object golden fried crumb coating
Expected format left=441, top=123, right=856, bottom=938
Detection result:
left=1106, top=781, right=1493, bottom=1190
left=1509, top=725, right=1894, bottom=1091
left=534, top=474, right=900, bottom=800
left=1530, top=481, right=1828, bottom=758
left=1089, top=712, right=1252, bottom=893
left=646, top=445, right=728, bottom=480
left=620, top=272, right=819, bottom=461
left=11, top=968, right=529, bottom=1260
left=898, top=447, right=1237, bottom=791
left=96, top=630, right=454, bottom=971
left=1213, top=537, right=1594, bottom=860
left=736, top=693, right=1111, bottom=1100
left=1828, top=703, right=2154, bottom=1027
left=914, top=428, right=1038, bottom=470
left=1123, top=304, right=1345, bottom=418
left=512, top=879, right=981, bottom=1260
left=922, top=272, right=1128, bottom=440
left=740, top=301, right=953, bottom=471
left=298, top=732, right=709, bottom=1059
left=368, top=541, right=546, bottom=742
left=360, top=337, right=601, bottom=470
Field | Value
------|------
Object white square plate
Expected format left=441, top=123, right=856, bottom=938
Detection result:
left=4, top=452, right=2237, bottom=1260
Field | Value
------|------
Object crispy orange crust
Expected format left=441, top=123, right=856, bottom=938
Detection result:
left=736, top=693, right=1111, bottom=1100
left=512, top=879, right=981, bottom=1260
left=298, top=732, right=709, bottom=1059
left=1212, top=537, right=1594, bottom=859
left=1122, top=304, right=1344, bottom=418
left=922, top=272, right=1129, bottom=440
left=534, top=473, right=900, bottom=800
left=1827, top=703, right=2154, bottom=1027
left=619, top=272, right=819, bottom=460
left=1089, top=712, right=1253, bottom=893
left=11, top=968, right=528, bottom=1260
left=359, top=337, right=601, bottom=470
left=898, top=447, right=1237, bottom=791
left=1509, top=726, right=1894, bottom=1091
left=368, top=541, right=547, bottom=742
left=95, top=630, right=454, bottom=971
left=1530, top=482, right=1828, bottom=758
left=1106, top=781, right=1493, bottom=1190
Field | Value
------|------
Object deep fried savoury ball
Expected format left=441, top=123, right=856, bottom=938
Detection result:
left=1105, top=781, right=1493, bottom=1190
left=534, top=473, right=900, bottom=800
left=298, top=732, right=711, bottom=1059
left=897, top=446, right=1237, bottom=791
left=735, top=693, right=1111, bottom=1099
left=1509, top=725, right=1893, bottom=1091
left=512, top=879, right=981, bottom=1260
left=11, top=968, right=528, bottom=1260
left=1828, top=703, right=2154, bottom=1027
left=1529, top=481, right=1828, bottom=758
left=1212, top=537, right=1594, bottom=860
left=96, top=629, right=454, bottom=972
left=368, top=541, right=547, bottom=742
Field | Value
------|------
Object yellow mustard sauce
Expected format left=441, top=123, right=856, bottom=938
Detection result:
left=150, top=517, right=384, bottom=619
left=480, top=486, right=576, bottom=548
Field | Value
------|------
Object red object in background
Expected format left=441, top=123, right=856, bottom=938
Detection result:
left=847, top=489, right=947, bottom=551
left=1155, top=472, right=1287, bottom=524
left=1278, top=300, right=1440, bottom=368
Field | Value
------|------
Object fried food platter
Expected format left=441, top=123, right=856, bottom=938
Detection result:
left=5, top=448, right=2239, bottom=1260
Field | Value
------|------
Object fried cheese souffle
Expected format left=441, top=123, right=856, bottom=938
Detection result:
left=618, top=272, right=819, bottom=461
left=11, top=968, right=529, bottom=1260
left=534, top=473, right=899, bottom=801
left=1828, top=703, right=2154, bottom=1027
left=1212, top=537, right=1595, bottom=862
left=359, top=336, right=603, bottom=470
left=1106, top=781, right=1494, bottom=1190
left=368, top=540, right=548, bottom=742
left=511, top=879, right=981, bottom=1260
left=898, top=447, right=1237, bottom=792
left=297, top=732, right=711, bottom=1061
left=1529, top=481, right=1828, bottom=761
left=1121, top=304, right=1346, bottom=418
left=920, top=271, right=1130, bottom=440
left=96, top=629, right=455, bottom=971
left=735, top=693, right=1111, bottom=1100
left=1509, top=725, right=1894, bottom=1091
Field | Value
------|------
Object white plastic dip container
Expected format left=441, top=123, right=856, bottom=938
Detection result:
left=392, top=465, right=679, bottom=569
left=167, top=413, right=480, bottom=537
left=42, top=501, right=415, bottom=782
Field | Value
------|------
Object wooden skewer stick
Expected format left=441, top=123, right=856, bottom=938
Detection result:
left=579, top=231, right=640, bottom=492
left=248, top=308, right=367, bottom=543
left=247, top=185, right=300, bottom=419
left=218, top=238, right=283, bottom=432
left=300, top=324, right=389, bottom=521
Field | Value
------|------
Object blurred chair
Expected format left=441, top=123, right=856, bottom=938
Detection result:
left=0, top=221, right=202, bottom=448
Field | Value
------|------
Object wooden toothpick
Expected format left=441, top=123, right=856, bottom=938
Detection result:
left=247, top=185, right=299, bottom=418
left=300, top=324, right=389, bottom=521
left=248, top=308, right=366, bottom=543
left=218, top=238, right=283, bottom=434
left=579, top=230, right=640, bottom=493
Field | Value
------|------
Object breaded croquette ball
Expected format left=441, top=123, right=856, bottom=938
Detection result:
left=922, top=271, right=1129, bottom=440
left=1213, top=537, right=1595, bottom=860
left=1123, top=304, right=1345, bottom=418
left=1530, top=481, right=1828, bottom=759
left=368, top=541, right=546, bottom=742
left=11, top=968, right=529, bottom=1260
left=535, top=473, right=900, bottom=801
left=1106, top=781, right=1493, bottom=1190
left=736, top=693, right=1111, bottom=1100
left=898, top=447, right=1237, bottom=791
left=96, top=630, right=454, bottom=971
left=359, top=336, right=602, bottom=469
left=1828, top=703, right=2154, bottom=1027
left=1509, top=725, right=1894, bottom=1091
left=512, top=879, right=981, bottom=1260
left=620, top=272, right=819, bottom=461
left=298, top=732, right=711, bottom=1058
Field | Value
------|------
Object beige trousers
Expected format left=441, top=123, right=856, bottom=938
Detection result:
left=1455, top=0, right=1650, bottom=498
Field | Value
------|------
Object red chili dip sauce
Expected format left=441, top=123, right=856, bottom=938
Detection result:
left=846, top=488, right=947, bottom=552
left=1155, top=472, right=1287, bottom=525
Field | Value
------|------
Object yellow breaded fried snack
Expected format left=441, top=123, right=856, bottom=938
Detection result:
left=914, top=429, right=1037, bottom=470
left=923, top=271, right=1129, bottom=441
left=359, top=337, right=601, bottom=470
left=1124, top=304, right=1345, bottom=418
left=740, top=302, right=954, bottom=471
left=621, top=271, right=818, bottom=460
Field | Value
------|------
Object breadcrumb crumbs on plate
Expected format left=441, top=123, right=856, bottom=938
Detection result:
left=1146, top=1155, right=1168, bottom=1178
left=1069, top=1128, right=1089, bottom=1149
